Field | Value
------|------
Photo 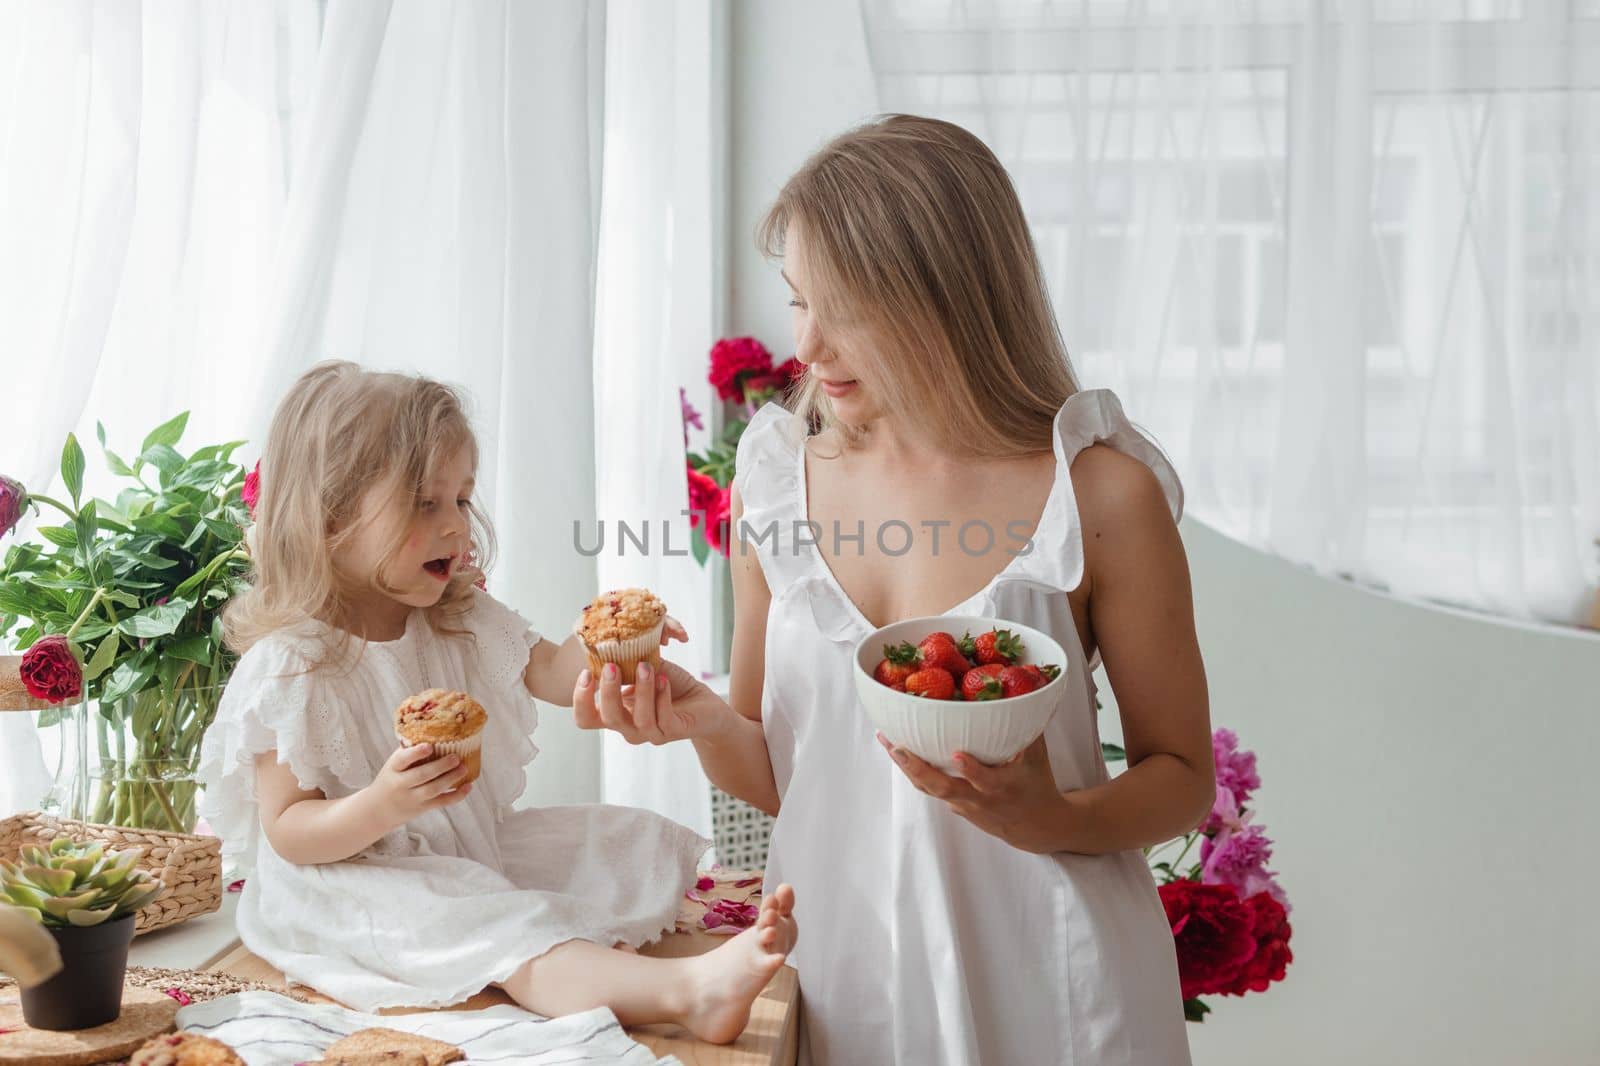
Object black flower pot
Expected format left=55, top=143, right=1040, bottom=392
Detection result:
left=18, top=914, right=135, bottom=1031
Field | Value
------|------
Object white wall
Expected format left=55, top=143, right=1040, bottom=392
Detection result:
left=729, top=3, right=1600, bottom=1062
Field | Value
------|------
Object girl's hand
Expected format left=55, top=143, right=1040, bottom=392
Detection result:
left=661, top=615, right=689, bottom=646
left=573, top=658, right=729, bottom=745
left=877, top=733, right=1070, bottom=854
left=367, top=743, right=473, bottom=826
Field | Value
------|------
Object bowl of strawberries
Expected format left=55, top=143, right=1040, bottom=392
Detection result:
left=853, top=614, right=1066, bottom=771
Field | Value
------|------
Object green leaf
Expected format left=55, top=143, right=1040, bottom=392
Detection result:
left=141, top=412, right=189, bottom=453
left=102, top=449, right=134, bottom=477
left=690, top=528, right=711, bottom=567
left=140, top=443, right=185, bottom=478
left=38, top=525, right=76, bottom=550
left=100, top=655, right=157, bottom=705
left=61, top=434, right=86, bottom=504
left=82, top=633, right=119, bottom=682
left=1183, top=998, right=1211, bottom=1023
left=1101, top=742, right=1126, bottom=763
left=116, top=600, right=191, bottom=638
left=162, top=633, right=213, bottom=665
left=96, top=421, right=107, bottom=447
left=0, top=582, right=33, bottom=616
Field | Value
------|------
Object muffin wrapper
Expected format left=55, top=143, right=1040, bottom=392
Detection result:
left=583, top=619, right=665, bottom=679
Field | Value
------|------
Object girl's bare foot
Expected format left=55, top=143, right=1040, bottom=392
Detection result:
left=680, top=884, right=798, bottom=1044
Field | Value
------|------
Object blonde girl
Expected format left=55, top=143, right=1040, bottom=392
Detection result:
left=575, top=116, right=1210, bottom=1063
left=199, top=361, right=795, bottom=1042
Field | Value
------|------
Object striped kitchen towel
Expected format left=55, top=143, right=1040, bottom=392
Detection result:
left=175, top=990, right=679, bottom=1065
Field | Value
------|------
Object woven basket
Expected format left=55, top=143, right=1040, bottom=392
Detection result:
left=0, top=810, right=222, bottom=936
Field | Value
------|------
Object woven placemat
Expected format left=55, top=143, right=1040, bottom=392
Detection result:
left=0, top=984, right=177, bottom=1066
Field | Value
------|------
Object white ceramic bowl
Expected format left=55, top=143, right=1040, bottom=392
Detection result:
left=853, top=614, right=1067, bottom=772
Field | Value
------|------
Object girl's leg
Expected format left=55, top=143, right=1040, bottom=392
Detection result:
left=500, top=884, right=797, bottom=1045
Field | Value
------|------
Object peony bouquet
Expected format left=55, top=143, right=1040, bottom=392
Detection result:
left=681, top=337, right=805, bottom=564
left=0, top=415, right=253, bottom=830
left=1108, top=726, right=1294, bottom=1021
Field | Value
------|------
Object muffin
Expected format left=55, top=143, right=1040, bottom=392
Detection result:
left=316, top=1028, right=464, bottom=1066
left=575, top=587, right=667, bottom=681
left=393, top=689, right=488, bottom=785
left=131, top=1033, right=246, bottom=1066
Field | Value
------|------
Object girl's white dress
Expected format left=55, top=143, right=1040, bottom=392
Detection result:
left=733, top=389, right=1193, bottom=1065
left=198, top=590, right=709, bottom=1011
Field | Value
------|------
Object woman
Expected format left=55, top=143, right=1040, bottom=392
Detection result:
left=575, top=114, right=1211, bottom=1065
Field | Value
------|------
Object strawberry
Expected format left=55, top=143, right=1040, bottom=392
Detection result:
left=960, top=663, right=1005, bottom=701
left=904, top=667, right=956, bottom=700
left=1017, top=663, right=1061, bottom=684
left=998, top=665, right=1044, bottom=698
left=873, top=641, right=920, bottom=691
left=917, top=633, right=972, bottom=677
left=970, top=628, right=1023, bottom=666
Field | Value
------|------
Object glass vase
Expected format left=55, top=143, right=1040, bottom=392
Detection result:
left=93, top=684, right=222, bottom=832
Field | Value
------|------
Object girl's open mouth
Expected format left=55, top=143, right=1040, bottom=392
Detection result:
left=423, top=557, right=453, bottom=580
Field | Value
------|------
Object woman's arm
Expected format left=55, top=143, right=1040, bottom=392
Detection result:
left=570, top=484, right=781, bottom=814
left=883, top=445, right=1214, bottom=855
left=689, top=484, right=781, bottom=813
left=255, top=743, right=472, bottom=865
left=1052, top=445, right=1214, bottom=851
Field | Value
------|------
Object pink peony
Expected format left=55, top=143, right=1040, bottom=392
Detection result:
left=680, top=387, right=704, bottom=447
left=1200, top=823, right=1288, bottom=911
left=0, top=475, right=27, bottom=539
left=242, top=461, right=261, bottom=519
left=1202, top=782, right=1247, bottom=836
left=708, top=337, right=773, bottom=401
left=1213, top=728, right=1260, bottom=808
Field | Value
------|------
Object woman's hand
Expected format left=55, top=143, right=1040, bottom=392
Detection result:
left=877, top=733, right=1071, bottom=854
left=366, top=742, right=473, bottom=825
left=573, top=658, right=732, bottom=746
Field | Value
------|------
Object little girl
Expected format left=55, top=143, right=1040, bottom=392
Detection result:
left=576, top=116, right=1212, bottom=1064
left=198, top=361, right=795, bottom=1042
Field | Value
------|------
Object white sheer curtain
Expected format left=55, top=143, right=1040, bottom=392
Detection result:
left=591, top=0, right=725, bottom=838
left=0, top=0, right=608, bottom=813
left=863, top=0, right=1600, bottom=626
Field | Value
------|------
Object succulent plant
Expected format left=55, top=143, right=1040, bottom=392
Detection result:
left=0, top=837, right=165, bottom=929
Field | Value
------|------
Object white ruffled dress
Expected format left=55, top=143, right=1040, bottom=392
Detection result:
left=733, top=390, right=1193, bottom=1065
left=197, top=590, right=709, bottom=1011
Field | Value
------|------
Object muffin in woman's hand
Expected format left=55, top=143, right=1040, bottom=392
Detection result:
left=575, top=587, right=667, bottom=681
left=393, top=689, right=488, bottom=785
left=131, top=1032, right=246, bottom=1066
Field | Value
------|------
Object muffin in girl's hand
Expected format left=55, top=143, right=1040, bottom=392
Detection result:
left=575, top=587, right=667, bottom=681
left=393, top=689, right=488, bottom=785
left=131, top=1032, right=246, bottom=1066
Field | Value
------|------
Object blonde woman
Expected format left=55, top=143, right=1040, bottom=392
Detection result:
left=576, top=115, right=1210, bottom=1063
left=198, top=362, right=796, bottom=1041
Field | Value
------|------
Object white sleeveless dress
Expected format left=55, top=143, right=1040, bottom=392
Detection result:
left=733, top=389, right=1193, bottom=1065
left=197, top=589, right=709, bottom=1011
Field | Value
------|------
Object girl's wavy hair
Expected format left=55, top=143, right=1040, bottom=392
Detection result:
left=224, top=361, right=495, bottom=661
left=759, top=113, right=1078, bottom=457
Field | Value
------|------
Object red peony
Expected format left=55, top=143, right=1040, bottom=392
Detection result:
left=242, top=461, right=261, bottom=518
left=738, top=356, right=807, bottom=404
left=704, top=493, right=732, bottom=556
left=1227, top=891, right=1293, bottom=995
left=687, top=465, right=723, bottom=529
left=19, top=636, right=83, bottom=704
left=1158, top=880, right=1258, bottom=1000
left=0, top=474, right=27, bottom=539
left=708, top=337, right=774, bottom=401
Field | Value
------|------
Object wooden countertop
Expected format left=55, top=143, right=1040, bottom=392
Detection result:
left=203, top=873, right=799, bottom=1066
